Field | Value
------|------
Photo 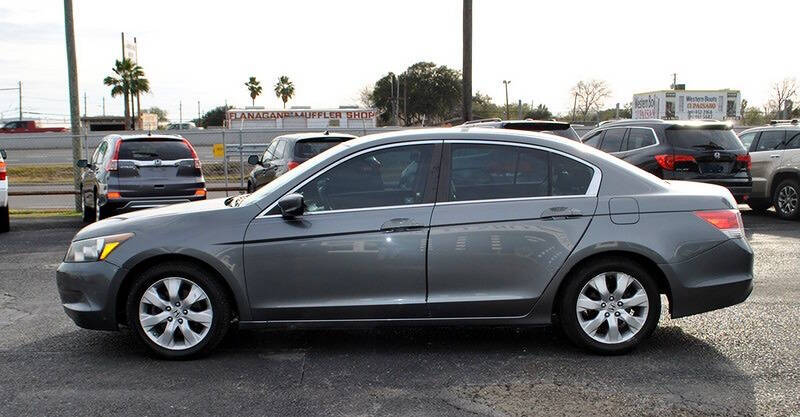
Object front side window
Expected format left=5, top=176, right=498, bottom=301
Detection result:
left=755, top=130, right=786, bottom=152
left=626, top=128, right=656, bottom=151
left=600, top=128, right=626, bottom=153
left=263, top=141, right=278, bottom=162
left=297, top=144, right=434, bottom=213
left=92, top=142, right=108, bottom=165
left=273, top=140, right=286, bottom=159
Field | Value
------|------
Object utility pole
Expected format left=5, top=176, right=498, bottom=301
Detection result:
left=518, top=99, right=523, bottom=119
left=502, top=80, right=511, bottom=120
left=64, top=0, right=82, bottom=211
left=179, top=101, right=182, bottom=127
left=18, top=81, right=22, bottom=120
left=197, top=100, right=201, bottom=119
left=571, top=91, right=578, bottom=123
left=83, top=92, right=87, bottom=117
left=462, top=0, right=472, bottom=123
left=102, top=97, right=105, bottom=116
left=671, top=73, right=677, bottom=89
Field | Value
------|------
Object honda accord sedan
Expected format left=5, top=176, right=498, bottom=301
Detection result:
left=56, top=128, right=754, bottom=358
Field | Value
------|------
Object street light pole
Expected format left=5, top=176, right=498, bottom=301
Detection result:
left=63, top=0, right=82, bottom=211
left=502, top=80, right=511, bottom=120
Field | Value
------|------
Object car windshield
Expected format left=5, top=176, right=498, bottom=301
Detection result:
left=665, top=128, right=743, bottom=151
left=236, top=141, right=351, bottom=207
left=118, top=139, right=193, bottom=161
left=294, top=139, right=348, bottom=159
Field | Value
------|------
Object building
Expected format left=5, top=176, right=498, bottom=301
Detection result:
left=633, top=88, right=741, bottom=120
left=225, top=107, right=378, bottom=129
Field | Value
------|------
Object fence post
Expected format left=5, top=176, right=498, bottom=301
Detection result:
left=239, top=129, right=244, bottom=191
left=222, top=130, right=229, bottom=197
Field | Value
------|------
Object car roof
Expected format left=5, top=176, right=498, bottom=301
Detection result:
left=740, top=121, right=800, bottom=134
left=460, top=119, right=572, bottom=129
left=595, top=119, right=733, bottom=130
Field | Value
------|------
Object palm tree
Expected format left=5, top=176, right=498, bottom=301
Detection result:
left=104, top=59, right=135, bottom=129
left=129, top=64, right=150, bottom=127
left=244, top=77, right=262, bottom=106
left=274, top=75, right=295, bottom=109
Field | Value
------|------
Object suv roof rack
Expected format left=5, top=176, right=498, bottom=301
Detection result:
left=462, top=118, right=501, bottom=125
left=769, top=119, right=799, bottom=125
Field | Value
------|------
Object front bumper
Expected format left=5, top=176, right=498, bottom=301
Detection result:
left=661, top=237, right=754, bottom=318
left=56, top=261, right=128, bottom=330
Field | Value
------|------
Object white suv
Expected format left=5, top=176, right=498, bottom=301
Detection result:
left=0, top=149, right=8, bottom=232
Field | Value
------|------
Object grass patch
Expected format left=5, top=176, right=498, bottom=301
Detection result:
left=10, top=209, right=81, bottom=218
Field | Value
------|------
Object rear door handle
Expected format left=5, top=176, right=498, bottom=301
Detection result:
left=540, top=207, right=582, bottom=220
left=770, top=154, right=781, bottom=159
left=380, top=218, right=425, bottom=233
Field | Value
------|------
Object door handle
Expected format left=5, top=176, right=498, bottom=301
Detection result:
left=770, top=154, right=781, bottom=159
left=380, top=218, right=425, bottom=233
left=540, top=207, right=582, bottom=220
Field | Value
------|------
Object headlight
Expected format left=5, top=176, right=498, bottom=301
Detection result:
left=64, top=233, right=133, bottom=263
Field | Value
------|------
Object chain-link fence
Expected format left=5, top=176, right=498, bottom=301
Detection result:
left=0, top=127, right=402, bottom=216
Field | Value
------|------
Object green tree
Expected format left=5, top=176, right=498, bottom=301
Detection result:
left=104, top=59, right=135, bottom=130
left=372, top=62, right=462, bottom=126
left=274, top=75, right=295, bottom=109
left=130, top=64, right=150, bottom=124
left=244, top=76, right=262, bottom=106
left=742, top=107, right=766, bottom=126
left=144, top=107, right=168, bottom=123
left=193, top=105, right=232, bottom=128
left=470, top=92, right=502, bottom=120
left=526, top=104, right=553, bottom=120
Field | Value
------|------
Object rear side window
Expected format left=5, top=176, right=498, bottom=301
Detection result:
left=738, top=132, right=758, bottom=150
left=545, top=127, right=580, bottom=141
left=755, top=130, right=785, bottom=152
left=665, top=129, right=744, bottom=151
left=600, top=128, right=625, bottom=152
left=295, top=139, right=347, bottom=159
left=551, top=154, right=594, bottom=195
left=626, top=128, right=657, bottom=150
left=786, top=131, right=800, bottom=149
left=583, top=132, right=603, bottom=148
left=118, top=139, right=193, bottom=161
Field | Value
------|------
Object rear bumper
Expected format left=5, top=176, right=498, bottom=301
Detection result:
left=105, top=194, right=206, bottom=213
left=661, top=238, right=754, bottom=318
left=688, top=179, right=752, bottom=202
left=56, top=261, right=127, bottom=331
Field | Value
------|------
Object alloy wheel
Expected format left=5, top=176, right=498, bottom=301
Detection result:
left=575, top=272, right=649, bottom=344
left=777, top=185, right=798, bottom=216
left=138, top=277, right=213, bottom=350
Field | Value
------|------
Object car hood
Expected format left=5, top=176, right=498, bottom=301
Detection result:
left=72, top=198, right=254, bottom=241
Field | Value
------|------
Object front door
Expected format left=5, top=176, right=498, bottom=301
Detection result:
left=427, top=141, right=599, bottom=318
left=244, top=142, right=441, bottom=321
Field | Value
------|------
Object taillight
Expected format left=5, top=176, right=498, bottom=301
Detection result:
left=287, top=161, right=300, bottom=170
left=107, top=192, right=121, bottom=199
left=194, top=189, right=207, bottom=197
left=654, top=154, right=696, bottom=171
left=0, top=162, right=6, bottom=181
left=181, top=138, right=202, bottom=169
left=106, top=139, right=122, bottom=171
left=694, top=209, right=744, bottom=239
left=736, top=154, right=751, bottom=170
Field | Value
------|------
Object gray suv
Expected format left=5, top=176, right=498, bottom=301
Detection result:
left=738, top=121, right=800, bottom=219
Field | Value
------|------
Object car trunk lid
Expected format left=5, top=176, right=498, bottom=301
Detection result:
left=111, top=138, right=204, bottom=197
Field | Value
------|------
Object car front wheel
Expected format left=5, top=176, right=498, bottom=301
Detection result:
left=81, top=188, right=95, bottom=223
left=559, top=257, right=660, bottom=354
left=126, top=262, right=232, bottom=359
left=0, top=205, right=9, bottom=233
left=773, top=179, right=800, bottom=220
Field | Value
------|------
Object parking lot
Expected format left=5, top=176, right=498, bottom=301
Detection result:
left=0, top=209, right=795, bottom=416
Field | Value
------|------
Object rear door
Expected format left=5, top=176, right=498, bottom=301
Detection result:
left=750, top=129, right=785, bottom=197
left=426, top=141, right=599, bottom=318
left=114, top=138, right=203, bottom=198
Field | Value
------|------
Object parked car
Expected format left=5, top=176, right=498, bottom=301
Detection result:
left=246, top=132, right=356, bottom=192
left=0, top=149, right=8, bottom=232
left=0, top=120, right=68, bottom=134
left=581, top=119, right=752, bottom=202
left=166, top=122, right=198, bottom=130
left=57, top=128, right=753, bottom=359
left=77, top=134, right=206, bottom=222
left=737, top=120, right=800, bottom=219
left=459, top=118, right=581, bottom=141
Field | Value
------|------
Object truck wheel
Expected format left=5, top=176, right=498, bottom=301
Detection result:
left=773, top=179, right=800, bottom=220
left=0, top=205, right=9, bottom=233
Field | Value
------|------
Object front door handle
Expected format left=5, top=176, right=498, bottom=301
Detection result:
left=541, top=207, right=582, bottom=220
left=380, top=218, right=425, bottom=233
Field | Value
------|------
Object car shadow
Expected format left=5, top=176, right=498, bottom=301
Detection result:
left=741, top=207, right=799, bottom=240
left=9, top=323, right=756, bottom=415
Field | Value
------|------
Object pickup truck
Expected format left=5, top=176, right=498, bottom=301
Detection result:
left=1, top=120, right=69, bottom=133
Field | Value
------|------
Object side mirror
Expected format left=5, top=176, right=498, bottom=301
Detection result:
left=277, top=193, right=304, bottom=218
left=0, top=149, right=6, bottom=159
left=76, top=159, right=89, bottom=168
left=247, top=155, right=261, bottom=166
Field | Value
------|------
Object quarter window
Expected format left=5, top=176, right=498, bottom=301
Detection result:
left=755, top=130, right=785, bottom=152
left=626, top=129, right=656, bottom=151
left=738, top=132, right=758, bottom=151
left=583, top=132, right=603, bottom=148
left=297, top=144, right=434, bottom=212
left=600, top=128, right=625, bottom=153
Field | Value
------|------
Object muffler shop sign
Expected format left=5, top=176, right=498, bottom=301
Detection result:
left=228, top=110, right=377, bottom=121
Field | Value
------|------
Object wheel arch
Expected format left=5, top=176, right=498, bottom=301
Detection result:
left=769, top=170, right=799, bottom=198
left=115, top=253, right=244, bottom=326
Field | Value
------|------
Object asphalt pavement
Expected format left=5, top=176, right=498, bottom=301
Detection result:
left=0, top=210, right=797, bottom=416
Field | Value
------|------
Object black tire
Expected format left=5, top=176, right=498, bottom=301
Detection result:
left=81, top=188, right=95, bottom=223
left=0, top=205, right=9, bottom=233
left=773, top=179, right=800, bottom=220
left=558, top=257, right=661, bottom=355
left=246, top=181, right=254, bottom=194
left=126, top=262, right=233, bottom=359
left=95, top=192, right=110, bottom=221
left=746, top=199, right=771, bottom=213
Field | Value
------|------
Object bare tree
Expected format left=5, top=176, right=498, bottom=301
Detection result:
left=571, top=80, right=611, bottom=121
left=357, top=85, right=374, bottom=108
left=767, top=78, right=797, bottom=118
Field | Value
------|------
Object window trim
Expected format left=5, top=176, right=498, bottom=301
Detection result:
left=437, top=140, right=601, bottom=206
left=258, top=140, right=443, bottom=218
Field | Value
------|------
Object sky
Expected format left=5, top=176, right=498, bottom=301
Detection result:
left=1, top=0, right=798, bottom=123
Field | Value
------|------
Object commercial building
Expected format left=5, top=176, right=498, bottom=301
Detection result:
left=633, top=88, right=741, bottom=120
left=226, top=107, right=378, bottom=129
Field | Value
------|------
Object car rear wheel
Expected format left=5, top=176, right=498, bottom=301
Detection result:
left=126, top=262, right=232, bottom=359
left=746, top=199, right=771, bottom=213
left=559, top=257, right=660, bottom=354
left=0, top=205, right=9, bottom=233
left=773, top=179, right=800, bottom=220
left=81, top=188, right=95, bottom=223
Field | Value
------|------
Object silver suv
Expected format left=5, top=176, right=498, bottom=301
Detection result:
left=738, top=120, right=800, bottom=219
